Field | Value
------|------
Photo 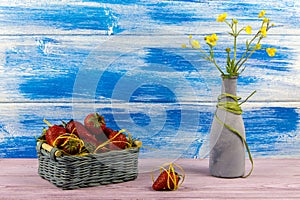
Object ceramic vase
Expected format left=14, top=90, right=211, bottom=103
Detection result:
left=209, top=76, right=245, bottom=178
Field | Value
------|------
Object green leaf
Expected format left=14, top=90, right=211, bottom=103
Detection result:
left=231, top=59, right=235, bottom=67
left=228, top=32, right=235, bottom=36
left=246, top=40, right=249, bottom=47
left=230, top=59, right=236, bottom=72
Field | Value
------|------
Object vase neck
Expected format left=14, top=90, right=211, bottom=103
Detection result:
left=221, top=77, right=237, bottom=101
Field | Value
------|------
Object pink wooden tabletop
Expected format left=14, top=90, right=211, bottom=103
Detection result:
left=0, top=158, right=299, bottom=200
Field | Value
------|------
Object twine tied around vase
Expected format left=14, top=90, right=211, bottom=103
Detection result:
left=214, top=91, right=256, bottom=178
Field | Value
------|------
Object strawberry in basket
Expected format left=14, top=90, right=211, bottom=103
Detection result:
left=41, top=114, right=138, bottom=155
left=43, top=119, right=84, bottom=155
left=84, top=113, right=106, bottom=135
left=45, top=124, right=67, bottom=147
left=93, top=129, right=132, bottom=153
left=108, top=130, right=128, bottom=150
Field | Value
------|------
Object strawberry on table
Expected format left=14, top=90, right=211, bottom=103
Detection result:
left=152, top=163, right=185, bottom=191
left=152, top=170, right=179, bottom=191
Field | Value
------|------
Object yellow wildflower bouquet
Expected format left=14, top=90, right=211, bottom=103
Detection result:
left=182, top=10, right=277, bottom=78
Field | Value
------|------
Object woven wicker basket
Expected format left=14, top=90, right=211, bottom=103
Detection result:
left=36, top=141, right=141, bottom=190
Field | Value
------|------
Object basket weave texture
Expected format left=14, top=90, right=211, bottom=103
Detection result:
left=36, top=142, right=140, bottom=190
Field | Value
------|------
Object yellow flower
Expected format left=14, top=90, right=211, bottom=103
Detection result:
left=258, top=10, right=266, bottom=18
left=263, top=17, right=269, bottom=23
left=188, top=35, right=193, bottom=39
left=217, top=13, right=227, bottom=22
left=233, top=19, right=238, bottom=24
left=266, top=48, right=277, bottom=57
left=255, top=44, right=261, bottom=50
left=181, top=44, right=187, bottom=48
left=211, top=33, right=218, bottom=41
left=245, top=26, right=252, bottom=34
left=205, top=33, right=218, bottom=46
left=191, top=40, right=201, bottom=49
left=261, top=26, right=267, bottom=37
left=226, top=48, right=231, bottom=52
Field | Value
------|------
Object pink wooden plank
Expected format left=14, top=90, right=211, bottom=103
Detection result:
left=0, top=158, right=299, bottom=199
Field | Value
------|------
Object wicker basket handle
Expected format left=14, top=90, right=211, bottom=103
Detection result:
left=37, top=142, right=62, bottom=160
left=135, top=141, right=142, bottom=149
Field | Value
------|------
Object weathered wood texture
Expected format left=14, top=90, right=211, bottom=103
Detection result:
left=0, top=0, right=299, bottom=159
left=0, top=158, right=299, bottom=199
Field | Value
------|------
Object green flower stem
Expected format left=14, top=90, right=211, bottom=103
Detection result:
left=235, top=31, right=261, bottom=68
left=233, top=28, right=250, bottom=73
left=233, top=23, right=238, bottom=61
left=225, top=20, right=237, bottom=60
left=197, top=48, right=210, bottom=58
left=208, top=46, right=225, bottom=75
left=212, top=58, right=225, bottom=75
left=226, top=20, right=249, bottom=75
left=237, top=37, right=263, bottom=73
left=238, top=50, right=256, bottom=74
left=190, top=46, right=224, bottom=75
left=225, top=20, right=232, bottom=30
left=239, top=90, right=257, bottom=106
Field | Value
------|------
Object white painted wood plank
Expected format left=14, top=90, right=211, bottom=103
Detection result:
left=0, top=0, right=298, bottom=36
left=0, top=102, right=299, bottom=159
left=0, top=34, right=299, bottom=103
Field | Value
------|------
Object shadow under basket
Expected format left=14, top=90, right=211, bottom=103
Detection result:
left=36, top=141, right=141, bottom=190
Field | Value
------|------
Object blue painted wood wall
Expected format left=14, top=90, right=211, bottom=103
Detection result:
left=0, top=0, right=299, bottom=159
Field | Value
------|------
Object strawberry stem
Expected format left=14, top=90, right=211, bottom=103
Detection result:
left=43, top=119, right=53, bottom=127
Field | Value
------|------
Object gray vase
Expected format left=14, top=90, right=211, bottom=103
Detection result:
left=209, top=76, right=245, bottom=178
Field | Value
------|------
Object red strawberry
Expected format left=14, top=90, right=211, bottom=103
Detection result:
left=84, top=113, right=106, bottom=135
left=73, top=121, right=100, bottom=147
left=65, top=119, right=78, bottom=135
left=44, top=119, right=83, bottom=155
left=45, top=125, right=67, bottom=147
left=59, top=135, right=83, bottom=155
left=152, top=170, right=180, bottom=191
left=108, top=130, right=128, bottom=150
left=103, top=127, right=114, bottom=138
